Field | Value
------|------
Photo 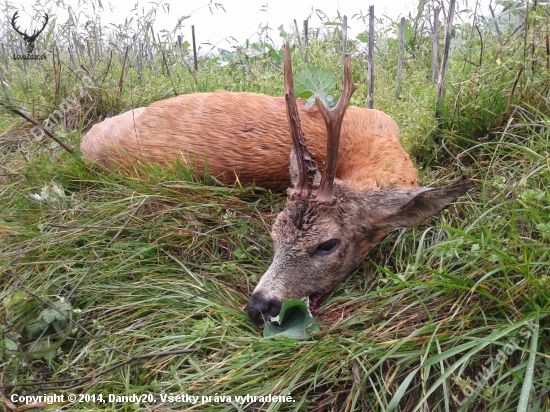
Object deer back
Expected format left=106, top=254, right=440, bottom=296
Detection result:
left=80, top=91, right=418, bottom=191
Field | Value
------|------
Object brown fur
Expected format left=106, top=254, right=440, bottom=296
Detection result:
left=80, top=91, right=418, bottom=191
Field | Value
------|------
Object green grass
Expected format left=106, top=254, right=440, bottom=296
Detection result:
left=1, top=141, right=548, bottom=410
left=1, top=2, right=550, bottom=411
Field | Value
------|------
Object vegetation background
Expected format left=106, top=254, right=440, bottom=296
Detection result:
left=0, top=0, right=549, bottom=410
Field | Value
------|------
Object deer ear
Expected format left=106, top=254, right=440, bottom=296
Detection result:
left=289, top=147, right=321, bottom=188
left=365, top=181, right=473, bottom=229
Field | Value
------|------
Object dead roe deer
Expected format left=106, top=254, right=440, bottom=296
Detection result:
left=81, top=42, right=472, bottom=327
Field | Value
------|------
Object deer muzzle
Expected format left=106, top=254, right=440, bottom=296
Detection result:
left=247, top=293, right=283, bottom=327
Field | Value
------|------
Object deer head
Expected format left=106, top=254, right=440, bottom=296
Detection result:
left=11, top=11, right=49, bottom=54
left=246, top=42, right=472, bottom=327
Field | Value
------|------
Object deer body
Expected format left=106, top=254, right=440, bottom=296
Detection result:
left=81, top=91, right=418, bottom=191
left=82, top=44, right=471, bottom=327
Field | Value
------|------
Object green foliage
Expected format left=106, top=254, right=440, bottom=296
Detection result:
left=0, top=326, right=22, bottom=356
left=293, top=67, right=336, bottom=108
left=407, top=0, right=550, bottom=164
left=27, top=300, right=72, bottom=338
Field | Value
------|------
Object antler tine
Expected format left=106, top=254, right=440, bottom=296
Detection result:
left=11, top=11, right=48, bottom=39
left=32, top=13, right=49, bottom=38
left=283, top=40, right=317, bottom=199
left=11, top=11, right=25, bottom=37
left=314, top=53, right=358, bottom=204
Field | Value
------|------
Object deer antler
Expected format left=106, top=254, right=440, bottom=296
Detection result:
left=11, top=11, right=49, bottom=41
left=313, top=53, right=358, bottom=204
left=32, top=13, right=49, bottom=38
left=283, top=41, right=318, bottom=200
left=11, top=11, right=25, bottom=38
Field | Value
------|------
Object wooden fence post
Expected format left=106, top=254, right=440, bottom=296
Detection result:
left=294, top=19, right=302, bottom=47
left=133, top=34, right=141, bottom=79
left=395, top=17, right=405, bottom=98
left=1, top=43, right=9, bottom=71
left=368, top=5, right=374, bottom=109
left=146, top=29, right=153, bottom=69
left=177, top=34, right=186, bottom=73
left=303, top=19, right=309, bottom=63
left=432, top=7, right=440, bottom=84
left=342, top=15, right=348, bottom=84
left=86, top=39, right=93, bottom=69
left=436, top=0, right=455, bottom=120
left=489, top=5, right=503, bottom=49
left=191, top=25, right=199, bottom=88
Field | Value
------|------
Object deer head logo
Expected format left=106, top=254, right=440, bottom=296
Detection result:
left=11, top=11, right=49, bottom=54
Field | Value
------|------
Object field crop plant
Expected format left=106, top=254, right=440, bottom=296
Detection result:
left=0, top=0, right=549, bottom=411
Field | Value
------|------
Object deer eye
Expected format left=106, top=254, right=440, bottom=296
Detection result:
left=314, top=238, right=340, bottom=256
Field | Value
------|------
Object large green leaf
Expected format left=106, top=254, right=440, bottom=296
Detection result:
left=263, top=299, right=320, bottom=339
left=305, top=92, right=336, bottom=110
left=294, top=67, right=336, bottom=99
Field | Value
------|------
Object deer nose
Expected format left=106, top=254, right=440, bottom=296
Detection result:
left=247, top=293, right=282, bottom=327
